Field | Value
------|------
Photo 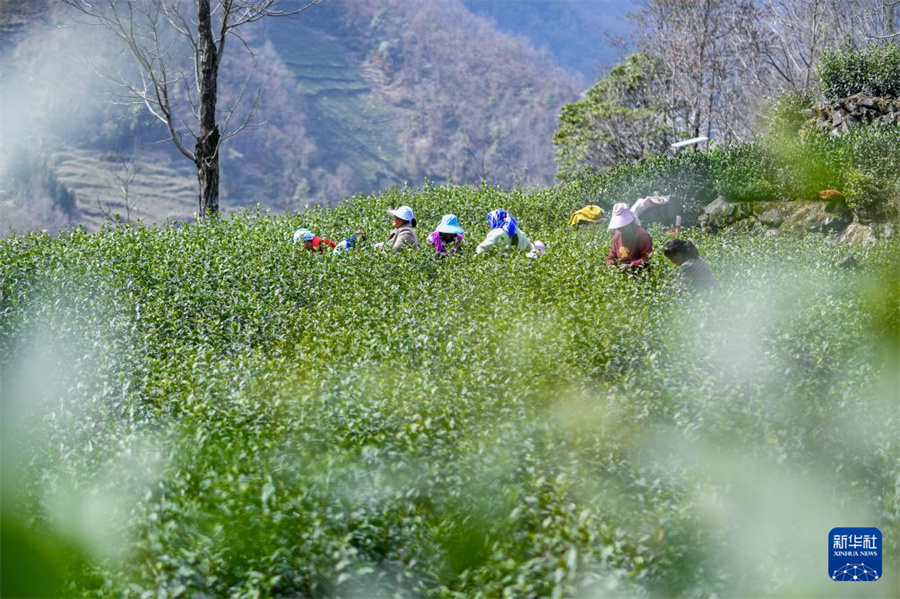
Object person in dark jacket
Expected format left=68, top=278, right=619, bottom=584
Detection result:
left=663, top=239, right=716, bottom=291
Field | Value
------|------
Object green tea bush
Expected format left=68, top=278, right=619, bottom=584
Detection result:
left=704, top=136, right=838, bottom=205
left=702, top=122, right=899, bottom=209
left=818, top=43, right=900, bottom=99
left=805, top=125, right=900, bottom=219
left=566, top=84, right=899, bottom=218
left=763, top=91, right=814, bottom=138
left=576, top=151, right=717, bottom=225
left=710, top=142, right=781, bottom=203
left=1, top=186, right=898, bottom=598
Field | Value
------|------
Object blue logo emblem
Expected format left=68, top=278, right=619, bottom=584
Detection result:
left=829, top=527, right=881, bottom=581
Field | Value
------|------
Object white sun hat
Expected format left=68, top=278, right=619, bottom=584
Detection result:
left=293, top=228, right=314, bottom=243
left=607, top=203, right=637, bottom=230
left=630, top=194, right=671, bottom=224
left=387, top=205, right=415, bottom=223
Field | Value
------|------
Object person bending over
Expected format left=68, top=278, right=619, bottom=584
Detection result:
left=476, top=209, right=536, bottom=255
left=427, top=214, right=465, bottom=258
left=662, top=239, right=715, bottom=292
left=294, top=228, right=336, bottom=252
left=334, top=230, right=366, bottom=253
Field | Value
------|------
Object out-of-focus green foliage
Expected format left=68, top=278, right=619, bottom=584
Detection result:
left=763, top=91, right=815, bottom=139
left=0, top=513, right=95, bottom=598
left=1, top=184, right=898, bottom=598
left=818, top=43, right=900, bottom=99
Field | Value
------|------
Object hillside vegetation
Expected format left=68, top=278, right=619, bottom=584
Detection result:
left=2, top=184, right=898, bottom=597
left=0, top=0, right=580, bottom=233
left=554, top=43, right=900, bottom=229
left=463, top=0, right=633, bottom=76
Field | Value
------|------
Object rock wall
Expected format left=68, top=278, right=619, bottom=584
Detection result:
left=699, top=196, right=895, bottom=247
left=805, top=94, right=900, bottom=134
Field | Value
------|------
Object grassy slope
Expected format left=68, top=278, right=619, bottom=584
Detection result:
left=1, top=184, right=898, bottom=598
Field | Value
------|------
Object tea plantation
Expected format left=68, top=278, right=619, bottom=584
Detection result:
left=1, top=184, right=898, bottom=598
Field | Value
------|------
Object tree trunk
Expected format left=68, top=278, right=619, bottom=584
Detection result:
left=196, top=0, right=220, bottom=216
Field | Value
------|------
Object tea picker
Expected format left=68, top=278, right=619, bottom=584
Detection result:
left=375, top=205, right=419, bottom=252
left=606, top=204, right=653, bottom=271
left=476, top=209, right=546, bottom=258
left=427, top=215, right=465, bottom=258
left=293, top=228, right=336, bottom=252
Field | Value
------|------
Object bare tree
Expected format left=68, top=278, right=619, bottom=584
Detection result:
left=97, top=156, right=139, bottom=224
left=62, top=0, right=323, bottom=216
left=873, top=0, right=899, bottom=38
left=632, top=0, right=750, bottom=141
left=731, top=0, right=894, bottom=91
left=630, top=0, right=894, bottom=144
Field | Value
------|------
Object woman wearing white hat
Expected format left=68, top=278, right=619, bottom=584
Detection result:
left=426, top=214, right=465, bottom=258
left=375, top=205, right=419, bottom=252
left=605, top=203, right=653, bottom=271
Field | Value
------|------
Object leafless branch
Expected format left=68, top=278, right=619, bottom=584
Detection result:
left=60, top=0, right=327, bottom=214
left=220, top=61, right=262, bottom=143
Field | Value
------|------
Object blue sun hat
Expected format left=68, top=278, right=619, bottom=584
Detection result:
left=436, top=214, right=464, bottom=235
left=293, top=228, right=314, bottom=243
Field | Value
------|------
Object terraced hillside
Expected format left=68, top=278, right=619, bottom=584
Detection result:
left=51, top=150, right=201, bottom=229
left=0, top=1, right=581, bottom=232
left=263, top=19, right=403, bottom=194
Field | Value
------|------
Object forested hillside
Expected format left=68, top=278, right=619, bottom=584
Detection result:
left=463, top=0, right=634, bottom=76
left=0, top=0, right=584, bottom=233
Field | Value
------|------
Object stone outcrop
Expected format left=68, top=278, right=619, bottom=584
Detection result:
left=837, top=221, right=896, bottom=247
left=804, top=94, right=900, bottom=135
left=700, top=197, right=850, bottom=235
left=699, top=197, right=895, bottom=246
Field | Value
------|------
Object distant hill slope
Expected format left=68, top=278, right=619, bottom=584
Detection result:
left=463, top=0, right=635, bottom=77
left=0, top=0, right=582, bottom=232
left=0, top=0, right=48, bottom=53
left=261, top=18, right=404, bottom=196
left=300, top=0, right=581, bottom=188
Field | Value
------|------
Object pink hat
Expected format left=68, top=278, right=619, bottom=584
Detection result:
left=608, top=203, right=637, bottom=230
